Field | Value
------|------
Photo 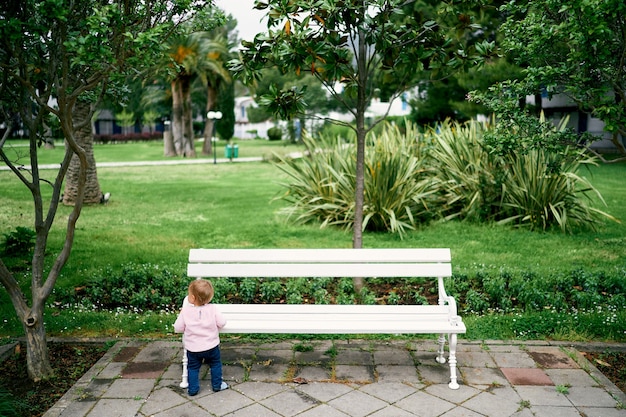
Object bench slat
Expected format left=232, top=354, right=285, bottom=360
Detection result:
left=217, top=303, right=448, bottom=314
left=189, top=248, right=451, bottom=263
left=214, top=304, right=465, bottom=334
left=188, top=262, right=452, bottom=278
left=220, top=321, right=463, bottom=334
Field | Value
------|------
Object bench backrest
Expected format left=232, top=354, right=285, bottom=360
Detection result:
left=187, top=248, right=452, bottom=279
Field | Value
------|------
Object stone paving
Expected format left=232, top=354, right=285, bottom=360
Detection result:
left=42, top=338, right=626, bottom=417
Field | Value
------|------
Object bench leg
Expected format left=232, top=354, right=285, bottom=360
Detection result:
left=448, top=333, right=460, bottom=390
left=180, top=347, right=189, bottom=388
left=436, top=333, right=446, bottom=364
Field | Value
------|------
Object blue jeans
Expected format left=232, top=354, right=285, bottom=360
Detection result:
left=187, top=345, right=223, bottom=395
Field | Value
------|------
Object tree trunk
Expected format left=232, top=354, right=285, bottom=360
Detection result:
left=171, top=79, right=184, bottom=156
left=610, top=131, right=626, bottom=155
left=202, top=85, right=218, bottom=155
left=351, top=26, right=368, bottom=295
left=163, top=130, right=176, bottom=156
left=0, top=260, right=53, bottom=381
left=63, top=100, right=102, bottom=205
left=181, top=76, right=196, bottom=157
left=24, top=314, right=52, bottom=381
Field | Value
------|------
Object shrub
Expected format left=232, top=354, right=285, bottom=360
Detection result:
left=428, top=120, right=503, bottom=221
left=429, top=119, right=616, bottom=231
left=497, top=148, right=616, bottom=232
left=53, top=263, right=187, bottom=311
left=2, top=226, right=36, bottom=256
left=274, top=122, right=437, bottom=236
left=267, top=127, right=283, bottom=141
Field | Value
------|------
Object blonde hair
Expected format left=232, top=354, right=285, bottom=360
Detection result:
left=189, top=279, right=214, bottom=305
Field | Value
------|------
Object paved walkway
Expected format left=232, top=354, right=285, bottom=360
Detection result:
left=43, top=338, right=626, bottom=417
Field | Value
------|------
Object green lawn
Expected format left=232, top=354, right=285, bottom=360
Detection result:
left=1, top=142, right=625, bottom=342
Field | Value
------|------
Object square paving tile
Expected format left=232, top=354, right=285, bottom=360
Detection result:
left=491, top=352, right=536, bottom=368
left=296, top=365, right=332, bottom=381
left=545, top=369, right=597, bottom=387
left=418, top=364, right=452, bottom=385
left=395, top=391, right=455, bottom=416
left=102, top=378, right=155, bottom=399
left=139, top=386, right=187, bottom=416
left=133, top=341, right=180, bottom=362
left=260, top=389, right=318, bottom=416
left=375, top=365, right=421, bottom=384
left=335, top=364, right=374, bottom=382
left=335, top=350, right=373, bottom=365
left=462, top=391, right=522, bottom=417
left=514, top=386, right=571, bottom=406
left=460, top=367, right=508, bottom=386
left=328, top=390, right=388, bottom=417
left=112, top=346, right=141, bottom=362
left=218, top=402, right=280, bottom=417
left=458, top=351, right=497, bottom=368
left=297, top=403, right=351, bottom=417
left=255, top=349, right=293, bottom=365
left=373, top=349, right=414, bottom=365
left=359, top=382, right=417, bottom=403
left=565, top=386, right=618, bottom=407
left=249, top=363, right=289, bottom=382
left=195, top=387, right=255, bottom=415
left=121, top=361, right=168, bottom=379
left=235, top=381, right=288, bottom=401
left=86, top=398, right=142, bottom=417
left=527, top=348, right=579, bottom=369
left=501, top=368, right=553, bottom=386
left=529, top=405, right=582, bottom=417
left=296, top=382, right=354, bottom=403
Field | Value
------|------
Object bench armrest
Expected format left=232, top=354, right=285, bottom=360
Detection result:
left=442, top=295, right=462, bottom=327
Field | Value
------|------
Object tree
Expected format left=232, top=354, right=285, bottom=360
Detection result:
left=168, top=33, right=230, bottom=157
left=248, top=67, right=342, bottom=141
left=230, top=0, right=493, bottom=284
left=495, top=0, right=626, bottom=159
left=0, top=0, right=212, bottom=382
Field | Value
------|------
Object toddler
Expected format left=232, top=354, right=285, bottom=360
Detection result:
left=174, top=279, right=228, bottom=396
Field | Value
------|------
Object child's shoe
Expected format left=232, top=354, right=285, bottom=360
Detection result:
left=213, top=381, right=229, bottom=392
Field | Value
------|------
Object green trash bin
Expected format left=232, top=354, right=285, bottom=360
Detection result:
left=225, top=144, right=239, bottom=159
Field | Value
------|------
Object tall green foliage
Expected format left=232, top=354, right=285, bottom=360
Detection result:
left=429, top=120, right=617, bottom=232
left=275, top=119, right=617, bottom=234
left=274, top=123, right=436, bottom=237
left=498, top=149, right=616, bottom=232
left=428, top=120, right=502, bottom=221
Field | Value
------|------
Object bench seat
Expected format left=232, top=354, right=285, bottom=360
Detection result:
left=217, top=304, right=465, bottom=334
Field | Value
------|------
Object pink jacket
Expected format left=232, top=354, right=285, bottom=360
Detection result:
left=174, top=299, right=226, bottom=353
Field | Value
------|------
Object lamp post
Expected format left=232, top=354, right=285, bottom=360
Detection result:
left=207, top=111, right=222, bottom=164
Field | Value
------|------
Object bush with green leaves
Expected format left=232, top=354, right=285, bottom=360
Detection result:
left=497, top=148, right=616, bottom=232
left=267, top=126, right=283, bottom=141
left=53, top=263, right=188, bottom=312
left=427, top=120, right=504, bottom=221
left=0, top=387, right=26, bottom=417
left=428, top=119, right=616, bottom=231
left=448, top=268, right=626, bottom=315
left=2, top=226, right=36, bottom=256
left=274, top=122, right=437, bottom=236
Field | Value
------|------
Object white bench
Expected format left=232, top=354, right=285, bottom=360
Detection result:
left=180, top=248, right=466, bottom=389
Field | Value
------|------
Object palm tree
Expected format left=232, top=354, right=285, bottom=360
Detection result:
left=167, top=32, right=229, bottom=157
left=198, top=36, right=231, bottom=155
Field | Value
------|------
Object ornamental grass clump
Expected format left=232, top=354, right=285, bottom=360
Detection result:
left=428, top=119, right=617, bottom=232
left=497, top=148, right=616, bottom=232
left=427, top=119, right=502, bottom=221
left=274, top=123, right=436, bottom=236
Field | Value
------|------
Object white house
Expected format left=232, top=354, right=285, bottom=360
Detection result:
left=526, top=93, right=624, bottom=153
